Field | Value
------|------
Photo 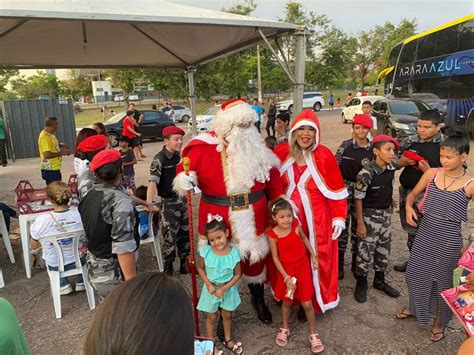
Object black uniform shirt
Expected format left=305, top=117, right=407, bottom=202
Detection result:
left=336, top=138, right=374, bottom=183
left=149, top=147, right=180, bottom=198
left=354, top=161, right=396, bottom=210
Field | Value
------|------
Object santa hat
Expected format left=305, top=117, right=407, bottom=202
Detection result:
left=212, top=98, right=257, bottom=152
left=289, top=109, right=321, bottom=150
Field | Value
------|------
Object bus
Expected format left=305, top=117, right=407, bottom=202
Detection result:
left=378, top=14, right=474, bottom=134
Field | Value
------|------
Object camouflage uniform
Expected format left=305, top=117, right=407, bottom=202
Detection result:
left=78, top=183, right=138, bottom=299
left=149, top=148, right=190, bottom=269
left=354, top=161, right=396, bottom=277
left=398, top=132, right=443, bottom=249
left=77, top=169, right=95, bottom=201
left=160, top=196, right=190, bottom=266
left=335, top=139, right=373, bottom=255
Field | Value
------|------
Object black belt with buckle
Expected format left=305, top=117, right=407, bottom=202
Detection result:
left=201, top=190, right=264, bottom=211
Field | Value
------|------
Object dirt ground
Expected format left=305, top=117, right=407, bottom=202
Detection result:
left=0, top=110, right=472, bottom=354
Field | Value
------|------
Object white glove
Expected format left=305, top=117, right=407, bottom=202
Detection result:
left=177, top=172, right=197, bottom=191
left=332, top=225, right=343, bottom=240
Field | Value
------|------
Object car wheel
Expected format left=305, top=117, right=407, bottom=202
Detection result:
left=341, top=113, right=347, bottom=124
left=313, top=102, right=322, bottom=112
left=109, top=132, right=119, bottom=147
left=182, top=115, right=190, bottom=123
left=288, top=105, right=293, bottom=114
left=384, top=123, right=395, bottom=138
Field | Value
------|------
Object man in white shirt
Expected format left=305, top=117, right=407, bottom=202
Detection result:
left=362, top=100, right=378, bottom=140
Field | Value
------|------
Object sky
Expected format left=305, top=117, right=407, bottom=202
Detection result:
left=170, top=0, right=473, bottom=34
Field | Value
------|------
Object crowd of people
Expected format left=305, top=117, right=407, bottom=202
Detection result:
left=2, top=96, right=474, bottom=354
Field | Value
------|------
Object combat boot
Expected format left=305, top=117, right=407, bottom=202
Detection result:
left=393, top=261, right=407, bottom=273
left=373, top=271, right=400, bottom=298
left=248, top=283, right=272, bottom=324
left=338, top=251, right=345, bottom=280
left=179, top=256, right=189, bottom=275
left=354, top=275, right=368, bottom=303
left=164, top=262, right=174, bottom=275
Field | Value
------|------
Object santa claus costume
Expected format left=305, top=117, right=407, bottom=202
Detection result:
left=174, top=99, right=283, bottom=324
left=274, top=110, right=348, bottom=313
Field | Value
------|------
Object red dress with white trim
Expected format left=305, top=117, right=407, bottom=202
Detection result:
left=273, top=110, right=347, bottom=313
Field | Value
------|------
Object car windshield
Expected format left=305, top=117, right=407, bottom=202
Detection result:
left=203, top=106, right=220, bottom=115
left=105, top=112, right=125, bottom=123
left=389, top=101, right=420, bottom=116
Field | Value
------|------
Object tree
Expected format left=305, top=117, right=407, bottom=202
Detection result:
left=59, top=69, right=93, bottom=100
left=10, top=71, right=61, bottom=99
left=0, top=69, right=18, bottom=93
left=353, top=19, right=417, bottom=89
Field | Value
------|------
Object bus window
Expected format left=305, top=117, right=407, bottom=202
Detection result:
left=459, top=21, right=474, bottom=51
left=399, top=40, right=417, bottom=65
left=417, top=35, right=436, bottom=60
left=434, top=26, right=460, bottom=56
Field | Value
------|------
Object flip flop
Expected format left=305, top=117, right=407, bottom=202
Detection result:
left=395, top=307, right=414, bottom=320
left=430, top=328, right=445, bottom=342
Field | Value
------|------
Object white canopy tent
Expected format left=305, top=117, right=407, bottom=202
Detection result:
left=0, top=0, right=307, bottom=133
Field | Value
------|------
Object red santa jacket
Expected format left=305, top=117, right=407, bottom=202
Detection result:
left=176, top=133, right=283, bottom=275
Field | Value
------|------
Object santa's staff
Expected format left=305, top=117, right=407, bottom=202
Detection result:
left=183, top=156, right=200, bottom=336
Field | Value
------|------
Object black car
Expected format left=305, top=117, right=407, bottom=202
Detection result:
left=104, top=110, right=175, bottom=147
left=372, top=99, right=431, bottom=140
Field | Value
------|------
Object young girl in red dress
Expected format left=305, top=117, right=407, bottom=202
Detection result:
left=267, top=197, right=324, bottom=353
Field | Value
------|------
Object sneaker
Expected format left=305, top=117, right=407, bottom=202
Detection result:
left=60, top=284, right=73, bottom=295
left=75, top=283, right=86, bottom=292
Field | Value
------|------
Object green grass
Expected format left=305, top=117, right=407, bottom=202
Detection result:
left=75, top=101, right=213, bottom=127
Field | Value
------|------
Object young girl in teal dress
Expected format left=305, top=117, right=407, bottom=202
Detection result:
left=197, top=214, right=243, bottom=354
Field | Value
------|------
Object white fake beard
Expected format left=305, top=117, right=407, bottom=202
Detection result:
left=224, top=126, right=280, bottom=192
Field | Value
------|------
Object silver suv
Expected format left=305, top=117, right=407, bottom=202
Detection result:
left=276, top=92, right=325, bottom=113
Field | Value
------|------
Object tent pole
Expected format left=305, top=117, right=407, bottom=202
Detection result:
left=293, top=28, right=306, bottom=117
left=186, top=67, right=197, bottom=136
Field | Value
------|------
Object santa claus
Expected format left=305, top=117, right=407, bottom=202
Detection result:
left=174, top=98, right=283, bottom=324
left=274, top=109, right=348, bottom=313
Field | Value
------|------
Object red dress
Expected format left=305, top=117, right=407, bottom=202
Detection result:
left=268, top=220, right=314, bottom=303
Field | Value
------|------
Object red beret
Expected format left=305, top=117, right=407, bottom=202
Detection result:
left=77, top=135, right=109, bottom=153
left=90, top=149, right=121, bottom=172
left=162, top=126, right=185, bottom=136
left=353, top=114, right=373, bottom=129
left=372, top=135, right=400, bottom=150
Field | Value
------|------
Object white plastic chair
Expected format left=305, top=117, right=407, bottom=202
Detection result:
left=137, top=208, right=163, bottom=272
left=0, top=210, right=15, bottom=288
left=39, top=231, right=95, bottom=318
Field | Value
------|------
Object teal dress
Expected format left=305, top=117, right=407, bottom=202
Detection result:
left=197, top=245, right=241, bottom=313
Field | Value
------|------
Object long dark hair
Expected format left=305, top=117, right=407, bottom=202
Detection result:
left=83, top=272, right=194, bottom=355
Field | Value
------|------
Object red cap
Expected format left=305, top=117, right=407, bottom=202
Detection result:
left=162, top=126, right=185, bottom=136
left=90, top=149, right=121, bottom=172
left=372, top=135, right=400, bottom=150
left=353, top=114, right=373, bottom=129
left=76, top=135, right=109, bottom=153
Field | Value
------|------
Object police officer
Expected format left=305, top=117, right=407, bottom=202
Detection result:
left=335, top=114, right=374, bottom=280
left=79, top=149, right=138, bottom=300
left=353, top=135, right=400, bottom=303
left=147, top=126, right=189, bottom=275
left=394, top=109, right=443, bottom=272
